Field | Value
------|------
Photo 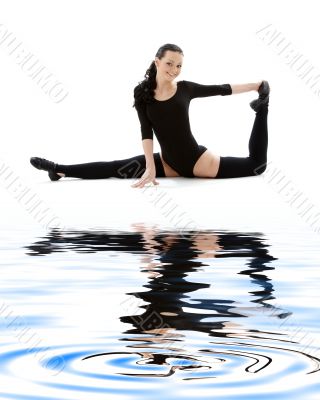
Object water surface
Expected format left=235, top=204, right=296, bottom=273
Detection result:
left=0, top=226, right=319, bottom=399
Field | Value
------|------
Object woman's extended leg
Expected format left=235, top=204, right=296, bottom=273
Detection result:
left=55, top=152, right=166, bottom=179
left=28, top=153, right=166, bottom=180
left=215, top=104, right=269, bottom=179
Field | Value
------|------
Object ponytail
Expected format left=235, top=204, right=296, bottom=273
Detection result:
left=133, top=60, right=157, bottom=108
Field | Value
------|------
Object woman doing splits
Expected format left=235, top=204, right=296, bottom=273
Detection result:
left=30, top=43, right=270, bottom=189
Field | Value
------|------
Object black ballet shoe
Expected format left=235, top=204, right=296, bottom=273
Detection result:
left=30, top=157, right=62, bottom=181
left=250, top=80, right=270, bottom=112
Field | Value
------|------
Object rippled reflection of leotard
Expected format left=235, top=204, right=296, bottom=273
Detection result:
left=135, top=80, right=232, bottom=177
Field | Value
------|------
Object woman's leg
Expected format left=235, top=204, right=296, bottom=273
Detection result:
left=215, top=104, right=269, bottom=179
left=56, top=152, right=166, bottom=179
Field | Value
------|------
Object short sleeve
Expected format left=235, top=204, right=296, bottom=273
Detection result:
left=184, top=80, right=232, bottom=99
left=135, top=101, right=154, bottom=140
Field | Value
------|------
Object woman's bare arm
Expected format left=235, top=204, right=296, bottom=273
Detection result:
left=131, top=138, right=159, bottom=188
left=142, top=139, right=155, bottom=168
left=230, top=82, right=262, bottom=94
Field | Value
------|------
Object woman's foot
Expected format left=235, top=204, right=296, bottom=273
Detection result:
left=30, top=157, right=62, bottom=181
left=250, top=80, right=270, bottom=112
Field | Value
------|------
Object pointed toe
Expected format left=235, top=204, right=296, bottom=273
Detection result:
left=258, top=80, right=270, bottom=97
left=250, top=80, right=270, bottom=112
left=30, top=157, right=41, bottom=169
left=30, top=157, right=61, bottom=181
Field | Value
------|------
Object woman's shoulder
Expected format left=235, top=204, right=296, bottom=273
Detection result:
left=177, top=80, right=197, bottom=95
left=176, top=80, right=192, bottom=91
left=177, top=80, right=197, bottom=89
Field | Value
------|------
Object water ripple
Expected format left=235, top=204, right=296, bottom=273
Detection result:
left=0, top=337, right=319, bottom=399
left=0, top=225, right=319, bottom=399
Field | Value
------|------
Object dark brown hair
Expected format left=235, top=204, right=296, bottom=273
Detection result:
left=133, top=43, right=184, bottom=109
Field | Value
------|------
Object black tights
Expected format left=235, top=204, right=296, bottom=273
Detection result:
left=56, top=152, right=166, bottom=179
left=215, top=105, right=268, bottom=178
left=56, top=105, right=268, bottom=180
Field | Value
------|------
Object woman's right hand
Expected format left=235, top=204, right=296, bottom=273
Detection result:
left=131, top=166, right=159, bottom=188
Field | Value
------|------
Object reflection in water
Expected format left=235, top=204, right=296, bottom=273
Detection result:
left=24, top=225, right=320, bottom=380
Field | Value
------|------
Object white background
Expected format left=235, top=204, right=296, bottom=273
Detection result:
left=1, top=4, right=320, bottom=398
left=1, top=0, right=320, bottom=233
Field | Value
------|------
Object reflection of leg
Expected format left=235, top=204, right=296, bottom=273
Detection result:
left=56, top=152, right=165, bottom=179
left=215, top=105, right=268, bottom=179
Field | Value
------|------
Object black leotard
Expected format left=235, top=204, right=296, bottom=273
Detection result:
left=135, top=80, right=232, bottom=177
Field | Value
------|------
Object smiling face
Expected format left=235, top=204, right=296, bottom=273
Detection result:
left=154, top=50, right=184, bottom=81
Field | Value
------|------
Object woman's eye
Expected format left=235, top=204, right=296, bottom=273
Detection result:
left=167, top=63, right=182, bottom=68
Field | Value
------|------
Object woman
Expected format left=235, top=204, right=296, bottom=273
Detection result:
left=30, top=43, right=269, bottom=188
